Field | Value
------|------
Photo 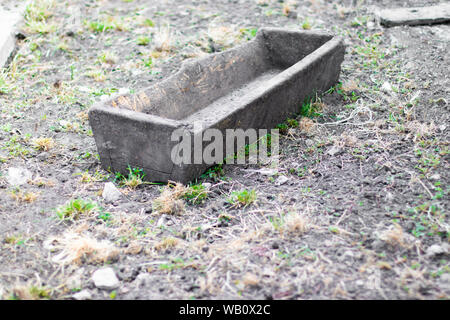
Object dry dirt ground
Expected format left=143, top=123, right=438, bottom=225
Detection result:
left=0, top=0, right=448, bottom=300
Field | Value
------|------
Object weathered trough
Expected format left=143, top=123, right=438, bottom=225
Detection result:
left=89, top=28, right=345, bottom=183
left=0, top=3, right=27, bottom=68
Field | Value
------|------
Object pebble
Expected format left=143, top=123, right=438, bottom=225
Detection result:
left=135, top=273, right=152, bottom=288
left=276, top=175, right=289, bottom=185
left=118, top=88, right=130, bottom=95
left=385, top=192, right=394, bottom=202
left=338, top=250, right=354, bottom=264
left=102, top=182, right=122, bottom=202
left=156, top=215, right=166, bottom=227
left=372, top=239, right=385, bottom=251
left=426, top=244, right=446, bottom=257
left=100, top=95, right=111, bottom=102
left=202, top=182, right=212, bottom=189
left=59, top=120, right=70, bottom=127
left=72, top=290, right=92, bottom=300
left=92, top=267, right=120, bottom=290
left=355, top=280, right=365, bottom=287
left=251, top=168, right=278, bottom=176
left=381, top=81, right=393, bottom=93
left=36, top=152, right=49, bottom=161
left=430, top=174, right=441, bottom=181
left=326, top=145, right=342, bottom=156
left=6, top=167, right=32, bottom=186
left=439, top=273, right=450, bottom=283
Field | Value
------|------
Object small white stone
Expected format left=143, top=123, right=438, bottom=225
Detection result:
left=59, top=120, right=70, bottom=127
left=426, top=244, right=446, bottom=257
left=404, top=61, right=415, bottom=70
left=156, top=215, right=166, bottom=227
left=327, top=145, right=342, bottom=156
left=100, top=95, right=110, bottom=102
left=343, top=250, right=354, bottom=258
left=118, top=88, right=130, bottom=95
left=338, top=250, right=354, bottom=263
left=92, top=267, right=120, bottom=290
left=73, top=290, right=92, bottom=300
left=202, top=182, right=212, bottom=189
left=385, top=192, right=394, bottom=202
left=6, top=167, right=32, bottom=186
left=440, top=273, right=450, bottom=283
left=258, top=168, right=278, bottom=176
left=102, top=182, right=122, bottom=202
left=430, top=174, right=441, bottom=181
left=131, top=69, right=144, bottom=77
left=276, top=175, right=289, bottom=185
left=135, top=273, right=152, bottom=287
left=381, top=82, right=393, bottom=93
left=77, top=86, right=91, bottom=93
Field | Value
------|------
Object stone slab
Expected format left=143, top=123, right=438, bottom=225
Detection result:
left=379, top=4, right=450, bottom=27
left=0, top=2, right=27, bottom=68
left=89, top=28, right=345, bottom=183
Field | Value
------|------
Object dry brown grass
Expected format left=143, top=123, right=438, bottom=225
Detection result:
left=76, top=111, right=89, bottom=122
left=109, top=210, right=149, bottom=241
left=380, top=223, right=406, bottom=248
left=9, top=284, right=51, bottom=300
left=10, top=190, right=39, bottom=203
left=98, top=50, right=118, bottom=65
left=206, top=24, right=240, bottom=48
left=256, top=0, right=274, bottom=5
left=153, top=26, right=175, bottom=52
left=25, top=0, right=56, bottom=22
left=405, top=121, right=436, bottom=141
left=199, top=270, right=219, bottom=295
left=335, top=4, right=353, bottom=18
left=155, top=237, right=179, bottom=251
left=124, top=241, right=143, bottom=255
left=28, top=176, right=55, bottom=187
left=152, top=182, right=187, bottom=215
left=85, top=68, right=106, bottom=82
left=299, top=117, right=316, bottom=134
left=283, top=212, right=310, bottom=236
left=32, top=137, right=55, bottom=151
left=341, top=80, right=359, bottom=92
left=242, top=273, right=260, bottom=287
left=282, top=4, right=291, bottom=16
left=48, top=232, right=120, bottom=265
left=334, top=132, right=359, bottom=148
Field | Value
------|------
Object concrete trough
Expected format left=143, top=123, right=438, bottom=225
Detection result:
left=89, top=28, right=345, bottom=183
left=0, top=2, right=27, bottom=68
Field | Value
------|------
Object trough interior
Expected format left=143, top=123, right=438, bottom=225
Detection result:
left=107, top=29, right=333, bottom=121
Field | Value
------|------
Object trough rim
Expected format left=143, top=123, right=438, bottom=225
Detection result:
left=89, top=27, right=344, bottom=133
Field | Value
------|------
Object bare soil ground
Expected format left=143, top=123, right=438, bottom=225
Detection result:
left=0, top=0, right=448, bottom=300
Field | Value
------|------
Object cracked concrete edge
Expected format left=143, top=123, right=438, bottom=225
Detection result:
left=0, top=2, right=28, bottom=69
